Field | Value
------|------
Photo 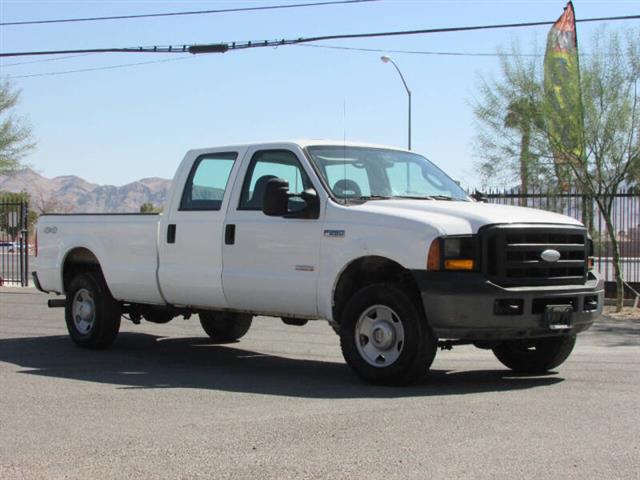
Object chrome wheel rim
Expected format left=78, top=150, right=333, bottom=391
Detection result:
left=72, top=288, right=95, bottom=335
left=355, top=305, right=405, bottom=367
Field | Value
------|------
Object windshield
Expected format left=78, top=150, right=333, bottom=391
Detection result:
left=306, top=146, right=469, bottom=202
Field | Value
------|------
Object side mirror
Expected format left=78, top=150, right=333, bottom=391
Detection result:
left=471, top=190, right=488, bottom=203
left=298, top=188, right=320, bottom=219
left=262, top=178, right=321, bottom=219
left=262, top=178, right=290, bottom=216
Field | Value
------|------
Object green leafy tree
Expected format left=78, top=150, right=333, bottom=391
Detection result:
left=0, top=79, right=35, bottom=174
left=471, top=42, right=556, bottom=192
left=545, top=30, right=640, bottom=311
left=504, top=97, right=544, bottom=198
left=140, top=202, right=162, bottom=213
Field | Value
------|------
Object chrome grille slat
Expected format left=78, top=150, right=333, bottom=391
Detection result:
left=506, top=260, right=585, bottom=268
left=506, top=244, right=584, bottom=251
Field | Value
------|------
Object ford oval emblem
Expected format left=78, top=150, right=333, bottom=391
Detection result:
left=540, top=249, right=561, bottom=263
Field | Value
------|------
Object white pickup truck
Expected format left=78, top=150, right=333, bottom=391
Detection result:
left=34, top=140, right=603, bottom=384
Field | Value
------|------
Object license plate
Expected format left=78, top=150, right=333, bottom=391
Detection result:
left=544, top=305, right=573, bottom=330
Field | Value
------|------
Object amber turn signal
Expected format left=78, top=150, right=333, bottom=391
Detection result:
left=444, top=259, right=475, bottom=271
left=427, top=239, right=441, bottom=271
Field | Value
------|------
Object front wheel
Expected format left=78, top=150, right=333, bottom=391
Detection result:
left=492, top=335, right=576, bottom=373
left=339, top=283, right=437, bottom=385
left=65, top=272, right=121, bottom=349
left=199, top=312, right=252, bottom=342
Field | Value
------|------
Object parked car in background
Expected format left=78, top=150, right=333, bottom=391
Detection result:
left=0, top=241, right=18, bottom=253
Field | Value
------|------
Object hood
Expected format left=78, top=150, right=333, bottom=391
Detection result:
left=352, top=199, right=583, bottom=235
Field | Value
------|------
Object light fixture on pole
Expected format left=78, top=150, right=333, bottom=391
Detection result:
left=381, top=55, right=412, bottom=150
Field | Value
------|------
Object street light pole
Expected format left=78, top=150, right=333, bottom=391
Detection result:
left=381, top=55, right=411, bottom=150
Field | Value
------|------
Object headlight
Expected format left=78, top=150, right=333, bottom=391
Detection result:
left=427, top=236, right=477, bottom=271
left=587, top=236, right=595, bottom=270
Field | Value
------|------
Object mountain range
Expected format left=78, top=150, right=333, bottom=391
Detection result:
left=0, top=168, right=171, bottom=213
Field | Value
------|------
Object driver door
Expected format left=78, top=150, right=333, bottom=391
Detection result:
left=222, top=148, right=323, bottom=317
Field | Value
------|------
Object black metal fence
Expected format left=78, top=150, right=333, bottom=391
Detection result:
left=0, top=200, right=29, bottom=286
left=484, top=188, right=640, bottom=284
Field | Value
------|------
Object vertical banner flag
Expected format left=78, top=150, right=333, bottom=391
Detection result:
left=544, top=1, right=584, bottom=181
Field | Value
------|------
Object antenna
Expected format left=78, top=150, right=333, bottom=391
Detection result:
left=343, top=97, right=347, bottom=203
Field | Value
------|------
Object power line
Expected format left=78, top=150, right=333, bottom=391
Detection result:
left=11, top=42, right=608, bottom=79
left=296, top=44, right=542, bottom=57
left=0, top=53, right=93, bottom=67
left=4, top=46, right=537, bottom=79
left=0, top=46, right=197, bottom=58
left=0, top=0, right=379, bottom=27
left=279, top=13, right=640, bottom=46
left=7, top=57, right=192, bottom=79
left=1, top=13, right=638, bottom=58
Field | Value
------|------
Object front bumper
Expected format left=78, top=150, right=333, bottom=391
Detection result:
left=412, top=270, right=604, bottom=340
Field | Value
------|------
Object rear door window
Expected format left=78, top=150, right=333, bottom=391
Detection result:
left=180, top=152, right=237, bottom=211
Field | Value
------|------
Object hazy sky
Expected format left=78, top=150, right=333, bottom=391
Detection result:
left=1, top=0, right=638, bottom=188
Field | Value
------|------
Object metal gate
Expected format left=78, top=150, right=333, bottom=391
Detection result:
left=484, top=189, right=640, bottom=284
left=0, top=200, right=29, bottom=287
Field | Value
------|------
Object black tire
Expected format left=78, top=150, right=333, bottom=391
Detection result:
left=65, top=272, right=121, bottom=349
left=492, top=335, right=576, bottom=373
left=199, top=312, right=253, bottom=342
left=339, top=283, right=437, bottom=385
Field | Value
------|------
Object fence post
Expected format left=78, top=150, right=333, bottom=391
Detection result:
left=23, top=201, right=29, bottom=287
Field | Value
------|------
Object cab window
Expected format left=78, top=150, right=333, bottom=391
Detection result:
left=180, top=152, right=237, bottom=211
left=239, top=150, right=312, bottom=211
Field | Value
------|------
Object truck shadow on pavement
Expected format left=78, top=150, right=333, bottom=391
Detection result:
left=0, top=332, right=563, bottom=398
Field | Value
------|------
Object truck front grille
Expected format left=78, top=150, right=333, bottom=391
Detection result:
left=481, top=224, right=588, bottom=287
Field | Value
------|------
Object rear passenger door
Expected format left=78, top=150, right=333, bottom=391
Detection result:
left=158, top=151, right=239, bottom=308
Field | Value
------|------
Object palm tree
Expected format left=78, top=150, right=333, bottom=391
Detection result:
left=504, top=97, right=542, bottom=198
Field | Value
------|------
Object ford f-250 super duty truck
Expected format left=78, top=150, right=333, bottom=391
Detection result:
left=33, top=140, right=603, bottom=385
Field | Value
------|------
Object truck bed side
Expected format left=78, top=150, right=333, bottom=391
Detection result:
left=35, top=214, right=165, bottom=305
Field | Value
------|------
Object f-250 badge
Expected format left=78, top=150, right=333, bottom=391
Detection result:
left=324, top=229, right=345, bottom=238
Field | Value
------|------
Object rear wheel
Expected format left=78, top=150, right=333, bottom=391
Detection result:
left=339, top=283, right=437, bottom=385
left=65, top=272, right=121, bottom=349
left=492, top=335, right=576, bottom=373
left=199, top=312, right=253, bottom=342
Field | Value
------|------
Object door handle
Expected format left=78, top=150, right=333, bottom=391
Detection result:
left=167, top=224, right=176, bottom=244
left=225, top=224, right=236, bottom=245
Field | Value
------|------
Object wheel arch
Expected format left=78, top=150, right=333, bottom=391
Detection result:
left=61, top=247, right=104, bottom=294
left=331, top=255, right=425, bottom=325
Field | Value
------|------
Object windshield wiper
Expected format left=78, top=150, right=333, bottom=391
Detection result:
left=429, top=195, right=455, bottom=201
left=391, top=195, right=434, bottom=200
left=390, top=194, right=459, bottom=201
left=352, top=194, right=458, bottom=202
left=357, top=195, right=393, bottom=201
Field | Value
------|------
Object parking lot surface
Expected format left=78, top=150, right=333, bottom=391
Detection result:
left=1, top=288, right=639, bottom=479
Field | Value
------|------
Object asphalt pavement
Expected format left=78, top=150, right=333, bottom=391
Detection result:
left=1, top=288, right=638, bottom=479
